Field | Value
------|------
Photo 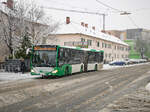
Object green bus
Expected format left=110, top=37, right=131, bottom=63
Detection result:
left=30, top=45, right=104, bottom=77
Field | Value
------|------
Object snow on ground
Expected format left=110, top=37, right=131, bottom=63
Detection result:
left=103, top=62, right=150, bottom=70
left=102, top=64, right=122, bottom=70
left=145, top=70, right=150, bottom=92
left=146, top=83, right=150, bottom=92
left=0, top=72, right=40, bottom=83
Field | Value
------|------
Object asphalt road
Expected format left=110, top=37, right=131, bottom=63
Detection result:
left=0, top=63, right=150, bottom=112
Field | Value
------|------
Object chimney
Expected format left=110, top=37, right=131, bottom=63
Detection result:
left=7, top=0, right=13, bottom=9
left=101, top=30, right=105, bottom=33
left=92, top=26, right=95, bottom=30
left=81, top=22, right=84, bottom=27
left=66, top=17, right=70, bottom=24
left=2, top=2, right=7, bottom=5
left=85, top=23, right=88, bottom=28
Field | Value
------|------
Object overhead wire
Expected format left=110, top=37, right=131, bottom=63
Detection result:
left=46, top=0, right=86, bottom=10
left=95, top=0, right=141, bottom=28
left=127, top=15, right=139, bottom=28
left=41, top=3, right=105, bottom=30
left=42, top=6, right=106, bottom=16
left=95, top=0, right=124, bottom=13
left=42, top=0, right=142, bottom=29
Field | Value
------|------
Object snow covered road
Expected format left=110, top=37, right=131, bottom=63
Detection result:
left=0, top=62, right=149, bottom=83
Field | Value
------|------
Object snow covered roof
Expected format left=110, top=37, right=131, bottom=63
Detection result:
left=55, top=21, right=129, bottom=46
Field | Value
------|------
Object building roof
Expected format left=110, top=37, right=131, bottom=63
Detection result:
left=54, top=21, right=129, bottom=46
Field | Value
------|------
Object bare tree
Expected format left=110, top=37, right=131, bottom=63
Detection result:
left=135, top=37, right=150, bottom=59
left=0, top=1, right=17, bottom=56
left=15, top=0, right=59, bottom=45
left=21, top=0, right=59, bottom=45
left=0, top=0, right=59, bottom=58
left=28, top=17, right=60, bottom=44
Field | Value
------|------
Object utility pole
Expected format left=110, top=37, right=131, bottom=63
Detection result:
left=102, top=14, right=105, bottom=31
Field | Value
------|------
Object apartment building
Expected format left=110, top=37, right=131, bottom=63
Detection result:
left=47, top=17, right=129, bottom=62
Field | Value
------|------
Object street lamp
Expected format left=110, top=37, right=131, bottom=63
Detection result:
left=120, top=11, right=131, bottom=15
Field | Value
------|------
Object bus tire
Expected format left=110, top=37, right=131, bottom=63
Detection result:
left=80, top=65, right=83, bottom=72
left=95, top=64, right=98, bottom=71
left=65, top=67, right=69, bottom=75
left=42, top=75, right=45, bottom=79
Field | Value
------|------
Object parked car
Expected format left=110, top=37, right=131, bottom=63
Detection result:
left=124, top=59, right=132, bottom=65
left=128, top=59, right=139, bottom=64
left=109, top=60, right=126, bottom=66
left=125, top=58, right=147, bottom=64
left=138, top=59, right=147, bottom=63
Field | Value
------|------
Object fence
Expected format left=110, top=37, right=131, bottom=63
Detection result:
left=0, top=59, right=30, bottom=72
left=0, top=62, right=5, bottom=72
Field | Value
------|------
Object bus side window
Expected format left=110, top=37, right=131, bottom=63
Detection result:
left=88, top=51, right=95, bottom=63
left=59, top=48, right=71, bottom=65
left=58, top=48, right=65, bottom=66
left=64, top=48, right=71, bottom=63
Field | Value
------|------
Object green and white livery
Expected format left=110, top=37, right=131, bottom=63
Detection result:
left=30, top=45, right=104, bottom=77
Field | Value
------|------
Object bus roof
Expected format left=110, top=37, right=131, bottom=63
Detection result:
left=59, top=45, right=104, bottom=53
left=33, top=44, right=104, bottom=53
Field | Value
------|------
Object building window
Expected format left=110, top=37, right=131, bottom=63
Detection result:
left=87, top=39, right=92, bottom=46
left=117, top=46, right=119, bottom=50
left=114, top=45, right=116, bottom=50
left=109, top=53, right=111, bottom=58
left=117, top=54, right=119, bottom=58
left=114, top=54, right=116, bottom=59
left=97, top=42, right=100, bottom=47
left=108, top=44, right=111, bottom=48
left=102, top=43, right=105, bottom=48
left=105, top=53, right=107, bottom=58
left=81, top=38, right=85, bottom=42
left=105, top=43, right=107, bottom=48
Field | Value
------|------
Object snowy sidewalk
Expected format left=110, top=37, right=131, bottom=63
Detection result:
left=0, top=72, right=40, bottom=83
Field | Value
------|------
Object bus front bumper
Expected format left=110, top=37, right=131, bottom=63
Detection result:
left=30, top=69, right=59, bottom=76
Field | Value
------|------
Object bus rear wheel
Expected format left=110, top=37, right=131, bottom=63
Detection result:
left=81, top=65, right=83, bottom=72
left=65, top=67, right=69, bottom=75
left=95, top=64, right=98, bottom=71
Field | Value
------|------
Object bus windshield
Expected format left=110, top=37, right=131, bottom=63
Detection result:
left=32, top=50, right=57, bottom=67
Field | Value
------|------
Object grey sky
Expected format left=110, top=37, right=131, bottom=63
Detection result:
left=37, top=0, right=150, bottom=30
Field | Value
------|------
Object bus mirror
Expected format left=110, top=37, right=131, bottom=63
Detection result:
left=26, top=48, right=31, bottom=55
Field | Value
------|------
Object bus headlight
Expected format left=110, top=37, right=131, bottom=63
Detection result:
left=52, top=70, right=58, bottom=73
left=31, top=69, right=35, bottom=73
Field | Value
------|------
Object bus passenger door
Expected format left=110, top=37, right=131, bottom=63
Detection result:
left=83, top=52, right=88, bottom=72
